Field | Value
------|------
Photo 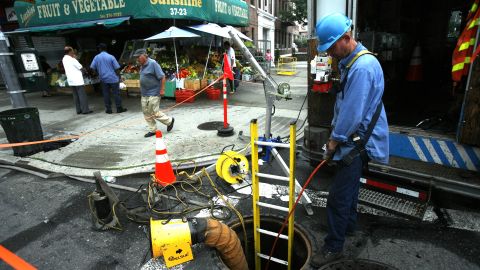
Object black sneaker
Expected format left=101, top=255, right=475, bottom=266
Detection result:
left=144, top=131, right=156, bottom=138
left=117, top=107, right=128, bottom=113
left=106, top=109, right=113, bottom=114
left=167, top=118, right=174, bottom=132
left=310, top=250, right=343, bottom=268
left=82, top=110, right=93, bottom=114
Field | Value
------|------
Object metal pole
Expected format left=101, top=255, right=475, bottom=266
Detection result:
left=228, top=30, right=277, bottom=137
left=457, top=21, right=480, bottom=141
left=203, top=38, right=213, bottom=79
left=307, top=0, right=314, bottom=38
left=0, top=32, right=28, bottom=108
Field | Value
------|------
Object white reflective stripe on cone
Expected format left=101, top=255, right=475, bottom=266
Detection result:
left=223, top=94, right=227, bottom=99
left=156, top=153, right=170, bottom=163
left=156, top=138, right=166, bottom=150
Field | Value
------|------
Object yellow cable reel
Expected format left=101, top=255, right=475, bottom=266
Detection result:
left=215, top=150, right=249, bottom=184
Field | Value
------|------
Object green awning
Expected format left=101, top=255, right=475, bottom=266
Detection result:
left=16, top=16, right=130, bottom=33
left=14, top=0, right=249, bottom=29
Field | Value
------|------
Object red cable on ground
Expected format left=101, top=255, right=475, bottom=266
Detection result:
left=0, top=245, right=37, bottom=270
left=264, top=159, right=327, bottom=270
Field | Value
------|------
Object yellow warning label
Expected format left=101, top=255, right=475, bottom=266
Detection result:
left=163, top=242, right=194, bottom=268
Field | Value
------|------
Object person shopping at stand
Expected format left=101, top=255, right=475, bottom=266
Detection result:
left=62, top=46, right=92, bottom=115
left=90, top=43, right=127, bottom=114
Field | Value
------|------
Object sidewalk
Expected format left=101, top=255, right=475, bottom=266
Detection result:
left=0, top=62, right=308, bottom=177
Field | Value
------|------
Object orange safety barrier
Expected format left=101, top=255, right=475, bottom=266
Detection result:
left=0, top=245, right=36, bottom=270
left=154, top=130, right=176, bottom=186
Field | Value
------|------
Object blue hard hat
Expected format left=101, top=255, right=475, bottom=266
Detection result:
left=316, top=13, right=352, bottom=52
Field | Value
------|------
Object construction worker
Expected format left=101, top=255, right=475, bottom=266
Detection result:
left=311, top=13, right=389, bottom=268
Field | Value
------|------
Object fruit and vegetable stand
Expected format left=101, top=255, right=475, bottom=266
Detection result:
left=119, top=39, right=226, bottom=101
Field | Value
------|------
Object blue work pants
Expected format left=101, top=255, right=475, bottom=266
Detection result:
left=101, top=82, right=122, bottom=111
left=323, top=155, right=363, bottom=252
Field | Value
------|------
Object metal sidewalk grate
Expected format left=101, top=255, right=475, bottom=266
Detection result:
left=359, top=188, right=427, bottom=219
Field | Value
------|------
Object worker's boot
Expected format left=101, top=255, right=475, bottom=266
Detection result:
left=310, top=249, right=343, bottom=268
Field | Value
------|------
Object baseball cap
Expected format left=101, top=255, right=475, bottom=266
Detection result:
left=133, top=48, right=147, bottom=57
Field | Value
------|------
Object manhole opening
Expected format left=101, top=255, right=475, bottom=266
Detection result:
left=229, top=216, right=312, bottom=270
left=42, top=139, right=74, bottom=153
left=197, top=121, right=224, bottom=131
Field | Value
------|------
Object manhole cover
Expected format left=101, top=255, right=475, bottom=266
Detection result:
left=198, top=121, right=224, bottom=131
left=319, top=259, right=399, bottom=270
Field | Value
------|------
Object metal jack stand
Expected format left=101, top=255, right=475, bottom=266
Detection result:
left=228, top=31, right=313, bottom=215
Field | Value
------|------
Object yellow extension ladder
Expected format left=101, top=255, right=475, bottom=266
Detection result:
left=250, top=119, right=296, bottom=270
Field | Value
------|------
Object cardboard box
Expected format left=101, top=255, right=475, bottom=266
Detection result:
left=200, top=79, right=208, bottom=89
left=185, top=79, right=201, bottom=91
left=124, top=79, right=140, bottom=88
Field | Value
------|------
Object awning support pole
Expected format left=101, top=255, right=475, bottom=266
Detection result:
left=0, top=31, right=28, bottom=108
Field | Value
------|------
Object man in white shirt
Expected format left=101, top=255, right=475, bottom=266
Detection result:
left=224, top=41, right=236, bottom=93
left=62, top=46, right=92, bottom=114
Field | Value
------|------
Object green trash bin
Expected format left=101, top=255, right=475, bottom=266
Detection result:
left=0, top=107, right=44, bottom=157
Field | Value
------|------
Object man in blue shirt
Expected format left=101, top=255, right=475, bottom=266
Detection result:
left=311, top=13, right=389, bottom=268
left=90, top=43, right=127, bottom=114
left=133, top=49, right=174, bottom=138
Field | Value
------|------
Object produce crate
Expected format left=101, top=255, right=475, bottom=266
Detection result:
left=242, top=74, right=252, bottom=81
left=200, top=79, right=209, bottom=89
left=164, top=81, right=175, bottom=98
left=206, top=87, right=221, bottom=100
left=184, top=79, right=201, bottom=91
left=175, top=89, right=195, bottom=103
left=124, top=79, right=140, bottom=88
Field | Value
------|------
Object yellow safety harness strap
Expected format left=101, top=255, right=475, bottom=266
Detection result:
left=346, top=50, right=375, bottom=69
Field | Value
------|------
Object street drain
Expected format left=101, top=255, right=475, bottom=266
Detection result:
left=197, top=121, right=224, bottom=131
left=229, top=216, right=312, bottom=270
left=319, top=259, right=400, bottom=270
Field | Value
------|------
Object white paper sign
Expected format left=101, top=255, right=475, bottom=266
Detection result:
left=21, top=53, right=39, bottom=71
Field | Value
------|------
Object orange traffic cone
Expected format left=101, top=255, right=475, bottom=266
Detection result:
left=405, top=43, right=423, bottom=82
left=154, top=130, right=176, bottom=186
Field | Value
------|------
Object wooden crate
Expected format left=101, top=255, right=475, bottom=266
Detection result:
left=124, top=79, right=140, bottom=88
left=200, top=79, right=208, bottom=89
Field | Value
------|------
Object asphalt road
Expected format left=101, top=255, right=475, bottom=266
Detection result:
left=1, top=158, right=480, bottom=270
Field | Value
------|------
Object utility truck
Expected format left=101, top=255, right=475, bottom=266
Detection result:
left=303, top=0, right=480, bottom=210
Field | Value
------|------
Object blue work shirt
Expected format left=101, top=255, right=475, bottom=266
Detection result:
left=90, top=51, right=120, bottom=83
left=139, top=58, right=165, bottom=96
left=331, top=43, right=389, bottom=164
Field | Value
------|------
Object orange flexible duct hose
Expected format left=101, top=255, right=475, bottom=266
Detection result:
left=204, top=219, right=249, bottom=270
